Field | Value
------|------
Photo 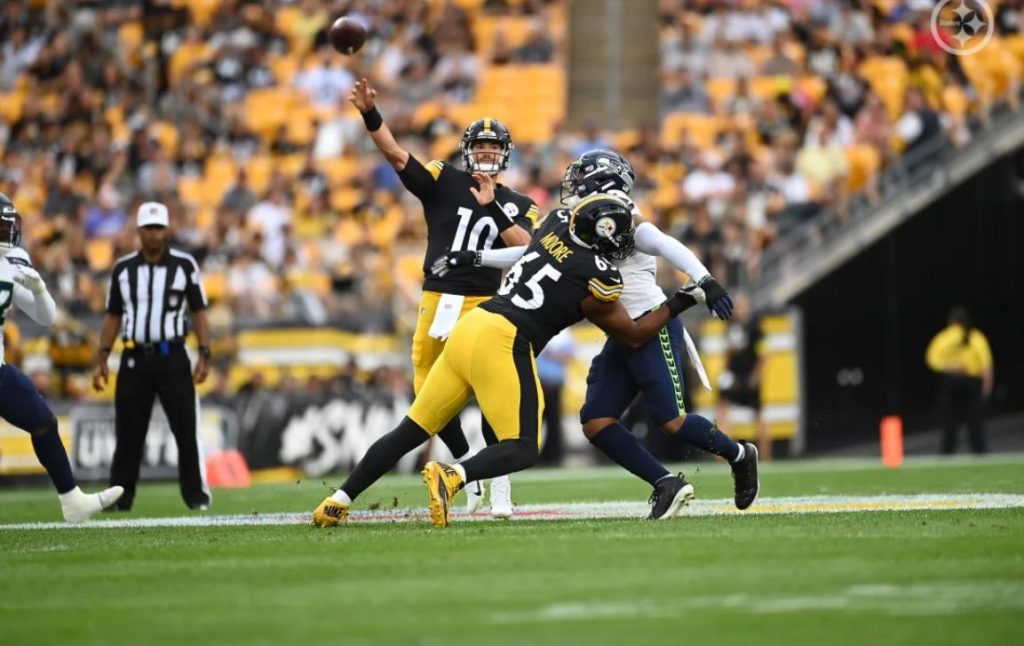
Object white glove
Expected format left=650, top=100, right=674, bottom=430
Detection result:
left=13, top=266, right=47, bottom=294
left=678, top=280, right=706, bottom=305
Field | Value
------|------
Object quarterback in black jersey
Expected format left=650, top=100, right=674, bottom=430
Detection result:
left=346, top=78, right=536, bottom=482
left=313, top=195, right=704, bottom=527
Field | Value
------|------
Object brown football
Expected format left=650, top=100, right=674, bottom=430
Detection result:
left=328, top=16, right=367, bottom=56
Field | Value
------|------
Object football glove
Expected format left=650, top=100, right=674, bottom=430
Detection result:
left=429, top=250, right=481, bottom=278
left=12, top=266, right=46, bottom=294
left=699, top=275, right=733, bottom=320
left=665, top=281, right=706, bottom=316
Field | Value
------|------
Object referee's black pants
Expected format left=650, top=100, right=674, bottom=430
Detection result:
left=110, top=344, right=210, bottom=509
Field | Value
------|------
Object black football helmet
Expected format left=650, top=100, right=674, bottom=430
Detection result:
left=560, top=148, right=636, bottom=205
left=568, top=193, right=635, bottom=260
left=0, top=193, right=22, bottom=254
left=460, top=117, right=513, bottom=174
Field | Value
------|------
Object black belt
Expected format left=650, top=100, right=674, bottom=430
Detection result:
left=123, top=340, right=185, bottom=356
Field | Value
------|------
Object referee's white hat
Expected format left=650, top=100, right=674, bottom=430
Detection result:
left=137, top=201, right=169, bottom=228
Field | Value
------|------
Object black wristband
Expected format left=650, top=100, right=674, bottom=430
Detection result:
left=665, top=292, right=698, bottom=317
left=361, top=106, right=383, bottom=132
left=198, top=346, right=212, bottom=359
left=486, top=200, right=515, bottom=232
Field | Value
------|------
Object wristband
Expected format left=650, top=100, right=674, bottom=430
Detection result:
left=198, top=346, right=212, bottom=359
left=361, top=106, right=383, bottom=132
left=665, top=292, right=698, bottom=317
left=99, top=347, right=111, bottom=356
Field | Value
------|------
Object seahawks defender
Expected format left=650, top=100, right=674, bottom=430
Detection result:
left=0, top=193, right=124, bottom=521
left=434, top=150, right=760, bottom=517
left=349, top=78, right=538, bottom=518
left=312, top=194, right=706, bottom=527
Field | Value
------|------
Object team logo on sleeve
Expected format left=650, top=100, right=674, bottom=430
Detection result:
left=502, top=202, right=520, bottom=218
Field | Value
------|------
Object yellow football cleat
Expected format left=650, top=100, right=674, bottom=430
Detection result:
left=422, top=461, right=464, bottom=528
left=312, top=497, right=349, bottom=527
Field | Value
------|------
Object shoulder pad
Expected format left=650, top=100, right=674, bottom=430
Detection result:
left=3, top=248, right=31, bottom=267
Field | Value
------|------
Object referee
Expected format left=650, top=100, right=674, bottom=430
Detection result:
left=91, top=201, right=213, bottom=510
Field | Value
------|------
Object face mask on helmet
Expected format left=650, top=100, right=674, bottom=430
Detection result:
left=559, top=150, right=637, bottom=205
left=0, top=201, right=22, bottom=256
left=568, top=194, right=636, bottom=260
left=460, top=119, right=513, bottom=175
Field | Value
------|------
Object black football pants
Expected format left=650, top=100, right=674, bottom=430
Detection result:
left=110, top=345, right=210, bottom=509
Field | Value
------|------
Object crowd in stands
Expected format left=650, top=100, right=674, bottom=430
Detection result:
left=1, top=0, right=1022, bottom=402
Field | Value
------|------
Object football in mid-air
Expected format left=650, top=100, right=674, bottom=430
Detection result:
left=329, top=17, right=367, bottom=55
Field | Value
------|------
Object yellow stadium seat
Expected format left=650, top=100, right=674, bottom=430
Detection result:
left=184, top=0, right=219, bottom=27
left=321, top=157, right=358, bottom=186
left=268, top=53, right=300, bottom=85
left=661, top=112, right=722, bottom=148
left=0, top=91, right=24, bottom=122
left=86, top=239, right=114, bottom=271
left=245, top=155, right=274, bottom=194
left=705, top=77, right=737, bottom=112
left=330, top=188, right=363, bottom=213
left=149, top=121, right=180, bottom=156
left=942, top=85, right=970, bottom=119
left=203, top=272, right=226, bottom=303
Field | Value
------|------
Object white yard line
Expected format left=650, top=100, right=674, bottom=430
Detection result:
left=2, top=493, right=1023, bottom=530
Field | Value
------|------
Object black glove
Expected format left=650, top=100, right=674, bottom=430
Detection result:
left=699, top=275, right=733, bottom=319
left=429, top=250, right=481, bottom=278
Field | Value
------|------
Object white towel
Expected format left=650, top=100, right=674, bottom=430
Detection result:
left=683, top=327, right=711, bottom=392
left=427, top=293, right=465, bottom=341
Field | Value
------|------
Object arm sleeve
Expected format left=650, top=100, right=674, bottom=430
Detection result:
left=634, top=221, right=711, bottom=282
left=397, top=155, right=442, bottom=200
left=184, top=257, right=209, bottom=311
left=479, top=246, right=527, bottom=269
left=12, top=283, right=57, bottom=326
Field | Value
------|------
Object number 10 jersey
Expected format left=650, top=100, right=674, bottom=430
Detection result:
left=403, top=157, right=539, bottom=296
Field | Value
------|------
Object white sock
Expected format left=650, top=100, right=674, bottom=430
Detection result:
left=453, top=463, right=467, bottom=482
left=58, top=486, right=83, bottom=502
left=330, top=490, right=352, bottom=505
left=732, top=443, right=745, bottom=463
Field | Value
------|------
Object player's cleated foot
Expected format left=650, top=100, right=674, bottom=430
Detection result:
left=60, top=485, right=124, bottom=523
left=647, top=474, right=694, bottom=520
left=731, top=442, right=760, bottom=510
left=312, top=497, right=349, bottom=527
left=465, top=480, right=486, bottom=514
left=489, top=475, right=513, bottom=519
left=422, top=461, right=464, bottom=528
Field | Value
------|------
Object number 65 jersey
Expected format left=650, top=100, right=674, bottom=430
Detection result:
left=481, top=210, right=624, bottom=353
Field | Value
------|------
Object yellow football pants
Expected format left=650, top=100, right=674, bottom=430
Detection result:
left=411, top=291, right=490, bottom=393
left=408, top=307, right=544, bottom=446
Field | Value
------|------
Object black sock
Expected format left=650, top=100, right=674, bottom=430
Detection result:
left=589, top=422, right=670, bottom=486
left=340, top=417, right=429, bottom=500
left=671, top=415, right=741, bottom=461
left=436, top=417, right=470, bottom=460
left=31, top=421, right=76, bottom=494
left=461, top=439, right=538, bottom=482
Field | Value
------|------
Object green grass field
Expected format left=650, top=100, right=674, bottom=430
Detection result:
left=3, top=456, right=1024, bottom=645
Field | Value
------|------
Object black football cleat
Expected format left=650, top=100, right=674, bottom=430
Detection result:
left=647, top=473, right=695, bottom=520
left=731, top=442, right=760, bottom=510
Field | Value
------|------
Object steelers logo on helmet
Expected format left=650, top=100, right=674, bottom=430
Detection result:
left=568, top=193, right=636, bottom=260
left=595, top=216, right=618, bottom=241
left=460, top=117, right=514, bottom=175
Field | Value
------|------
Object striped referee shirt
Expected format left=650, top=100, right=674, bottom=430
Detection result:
left=105, top=248, right=208, bottom=343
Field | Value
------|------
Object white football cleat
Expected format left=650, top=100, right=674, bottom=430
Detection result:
left=60, top=486, right=125, bottom=523
left=465, top=480, right=486, bottom=514
left=490, top=475, right=513, bottom=519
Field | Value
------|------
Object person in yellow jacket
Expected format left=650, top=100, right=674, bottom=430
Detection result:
left=925, top=306, right=993, bottom=454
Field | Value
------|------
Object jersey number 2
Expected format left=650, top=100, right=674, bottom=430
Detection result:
left=498, top=252, right=562, bottom=310
left=0, top=281, right=13, bottom=325
left=451, top=206, right=499, bottom=253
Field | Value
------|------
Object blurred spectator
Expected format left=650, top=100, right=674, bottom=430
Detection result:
left=715, top=295, right=770, bottom=460
left=661, top=67, right=711, bottom=115
left=514, top=20, right=556, bottom=63
left=536, top=328, right=575, bottom=466
left=83, top=184, right=127, bottom=239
